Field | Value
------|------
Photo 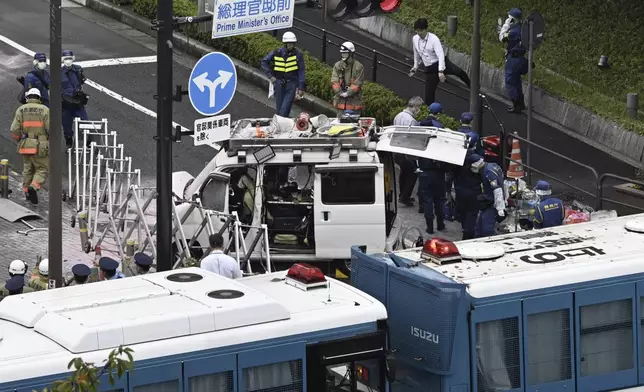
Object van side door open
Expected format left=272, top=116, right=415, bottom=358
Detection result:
left=198, top=172, right=231, bottom=247
left=313, top=164, right=386, bottom=259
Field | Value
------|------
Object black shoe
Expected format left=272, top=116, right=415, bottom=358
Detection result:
left=27, top=186, right=38, bottom=205
left=437, top=221, right=445, bottom=231
left=426, top=227, right=434, bottom=235
left=399, top=198, right=414, bottom=207
left=65, top=138, right=73, bottom=149
left=418, top=206, right=424, bottom=213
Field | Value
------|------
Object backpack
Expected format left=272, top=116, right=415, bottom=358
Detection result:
left=16, top=71, right=48, bottom=104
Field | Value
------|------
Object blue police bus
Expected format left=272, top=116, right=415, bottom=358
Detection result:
left=0, top=265, right=387, bottom=392
left=351, top=213, right=644, bottom=392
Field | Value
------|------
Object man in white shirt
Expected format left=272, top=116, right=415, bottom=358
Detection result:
left=200, top=233, right=243, bottom=279
left=409, top=18, right=446, bottom=107
left=393, top=97, right=423, bottom=207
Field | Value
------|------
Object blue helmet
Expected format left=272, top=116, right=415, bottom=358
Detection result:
left=460, top=112, right=474, bottom=124
left=467, top=153, right=483, bottom=165
left=62, top=50, right=74, bottom=57
left=508, top=8, right=522, bottom=19
left=5, top=275, right=25, bottom=292
left=535, top=180, right=552, bottom=196
left=429, top=102, right=442, bottom=114
left=33, top=53, right=47, bottom=62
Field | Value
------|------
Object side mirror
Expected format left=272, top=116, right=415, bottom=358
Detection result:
left=386, top=353, right=397, bottom=383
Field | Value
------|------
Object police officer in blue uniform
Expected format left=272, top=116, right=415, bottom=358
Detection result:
left=261, top=31, right=306, bottom=117
left=133, top=253, right=155, bottom=275
left=4, top=275, right=27, bottom=297
left=447, top=153, right=483, bottom=240
left=499, top=8, right=529, bottom=113
left=418, top=102, right=444, bottom=127
left=99, top=257, right=125, bottom=280
left=417, top=157, right=446, bottom=234
left=61, top=50, right=89, bottom=148
left=456, top=112, right=485, bottom=155
left=24, top=53, right=51, bottom=107
left=65, top=264, right=91, bottom=286
left=533, top=180, right=564, bottom=229
left=469, top=154, right=507, bottom=238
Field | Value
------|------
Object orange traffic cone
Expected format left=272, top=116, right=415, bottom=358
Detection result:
left=506, top=137, right=525, bottom=179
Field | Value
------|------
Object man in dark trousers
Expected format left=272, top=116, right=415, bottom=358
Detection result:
left=261, top=31, right=306, bottom=118
left=417, top=157, right=447, bottom=234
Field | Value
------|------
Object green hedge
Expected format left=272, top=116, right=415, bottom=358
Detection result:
left=391, top=0, right=644, bottom=134
left=132, top=0, right=459, bottom=129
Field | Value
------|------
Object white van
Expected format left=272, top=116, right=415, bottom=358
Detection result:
left=171, top=114, right=469, bottom=275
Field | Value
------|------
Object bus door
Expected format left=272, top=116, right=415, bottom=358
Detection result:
left=306, top=329, right=387, bottom=392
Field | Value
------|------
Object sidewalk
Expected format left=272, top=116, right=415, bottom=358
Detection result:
left=0, top=165, right=123, bottom=283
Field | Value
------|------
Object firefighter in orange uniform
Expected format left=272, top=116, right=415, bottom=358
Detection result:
left=331, top=41, right=365, bottom=114
left=10, top=88, right=50, bottom=205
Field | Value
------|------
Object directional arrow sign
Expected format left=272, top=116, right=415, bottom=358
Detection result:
left=188, top=52, right=238, bottom=116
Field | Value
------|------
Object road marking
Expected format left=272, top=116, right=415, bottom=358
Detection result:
left=0, top=33, right=221, bottom=150
left=74, top=56, right=157, bottom=68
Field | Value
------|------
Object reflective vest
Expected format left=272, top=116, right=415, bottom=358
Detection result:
left=273, top=54, right=299, bottom=77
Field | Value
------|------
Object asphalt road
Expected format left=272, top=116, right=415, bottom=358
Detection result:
left=288, top=8, right=644, bottom=214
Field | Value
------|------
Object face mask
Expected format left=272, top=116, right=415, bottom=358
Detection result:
left=63, top=59, right=73, bottom=67
left=341, top=53, right=350, bottom=61
left=36, top=62, right=47, bottom=70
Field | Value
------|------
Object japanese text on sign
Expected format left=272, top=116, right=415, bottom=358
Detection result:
left=194, top=114, right=232, bottom=146
left=212, top=0, right=294, bottom=39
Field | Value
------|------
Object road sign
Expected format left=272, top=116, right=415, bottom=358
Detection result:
left=521, top=11, right=545, bottom=50
left=210, top=0, right=295, bottom=39
left=194, top=114, right=232, bottom=146
left=189, top=52, right=237, bottom=116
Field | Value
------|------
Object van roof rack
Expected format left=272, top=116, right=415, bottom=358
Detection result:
left=226, top=116, right=376, bottom=154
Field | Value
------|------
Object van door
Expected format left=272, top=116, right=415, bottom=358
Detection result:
left=313, top=164, right=386, bottom=259
left=197, top=172, right=231, bottom=250
left=376, top=125, right=469, bottom=165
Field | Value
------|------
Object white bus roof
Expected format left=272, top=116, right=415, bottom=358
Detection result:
left=392, top=214, right=644, bottom=299
left=0, top=268, right=386, bottom=384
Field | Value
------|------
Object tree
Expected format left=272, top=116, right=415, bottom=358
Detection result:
left=36, top=346, right=134, bottom=392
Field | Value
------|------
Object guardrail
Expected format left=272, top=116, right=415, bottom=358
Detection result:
left=271, top=18, right=470, bottom=102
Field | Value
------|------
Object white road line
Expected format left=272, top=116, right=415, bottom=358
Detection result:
left=75, top=56, right=157, bottom=68
left=0, top=33, right=221, bottom=150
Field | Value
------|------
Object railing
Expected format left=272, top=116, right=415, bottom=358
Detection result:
left=271, top=18, right=470, bottom=102
left=597, top=174, right=644, bottom=212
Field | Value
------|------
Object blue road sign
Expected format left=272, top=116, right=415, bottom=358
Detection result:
left=188, top=52, right=238, bottom=116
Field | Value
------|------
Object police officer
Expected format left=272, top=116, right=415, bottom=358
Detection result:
left=446, top=154, right=483, bottom=240
left=61, top=50, right=89, bottom=148
left=99, top=257, right=126, bottom=280
left=331, top=42, right=365, bottom=115
left=1, top=276, right=29, bottom=300
left=470, top=154, right=507, bottom=237
left=533, top=180, right=565, bottom=229
left=28, top=258, right=49, bottom=291
left=457, top=112, right=485, bottom=155
left=418, top=103, right=444, bottom=127
left=129, top=253, right=156, bottom=276
left=499, top=8, right=529, bottom=113
left=0, top=260, right=34, bottom=300
left=417, top=157, right=446, bottom=234
left=10, top=88, right=50, bottom=205
left=24, top=53, right=50, bottom=107
left=261, top=31, right=306, bottom=118
left=65, top=264, right=91, bottom=286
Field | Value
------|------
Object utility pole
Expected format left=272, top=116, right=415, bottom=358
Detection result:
left=469, top=0, right=481, bottom=134
left=156, top=0, right=174, bottom=271
left=49, top=0, right=63, bottom=288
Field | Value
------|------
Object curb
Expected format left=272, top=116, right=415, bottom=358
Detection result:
left=82, top=0, right=337, bottom=117
left=347, top=15, right=644, bottom=168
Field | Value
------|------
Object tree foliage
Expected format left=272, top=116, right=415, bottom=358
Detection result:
left=35, top=346, right=134, bottom=392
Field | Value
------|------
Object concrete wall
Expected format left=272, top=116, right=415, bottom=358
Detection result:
left=348, top=15, right=644, bottom=167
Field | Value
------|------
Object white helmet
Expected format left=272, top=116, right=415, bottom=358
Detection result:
left=282, top=31, right=297, bottom=43
left=25, top=88, right=41, bottom=99
left=39, top=258, right=49, bottom=276
left=340, top=41, right=355, bottom=53
left=9, top=260, right=27, bottom=275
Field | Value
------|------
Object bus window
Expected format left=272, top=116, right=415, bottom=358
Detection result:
left=526, top=309, right=572, bottom=385
left=133, top=380, right=179, bottom=392
left=244, top=360, right=303, bottom=391
left=476, top=318, right=521, bottom=391
left=189, top=371, right=234, bottom=392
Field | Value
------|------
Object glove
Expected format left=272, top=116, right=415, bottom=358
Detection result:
left=497, top=209, right=505, bottom=217
left=339, top=92, right=349, bottom=98
left=269, top=77, right=277, bottom=83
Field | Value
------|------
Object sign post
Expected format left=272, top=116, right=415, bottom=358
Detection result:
left=521, top=11, right=545, bottom=186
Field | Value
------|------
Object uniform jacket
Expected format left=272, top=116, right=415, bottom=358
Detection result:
left=418, top=115, right=443, bottom=128
left=10, top=99, right=50, bottom=156
left=480, top=163, right=504, bottom=201
left=506, top=23, right=524, bottom=55
left=62, top=64, right=87, bottom=107
left=261, top=47, right=306, bottom=89
left=24, top=68, right=51, bottom=105
left=534, top=197, right=565, bottom=228
left=331, top=59, right=365, bottom=111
